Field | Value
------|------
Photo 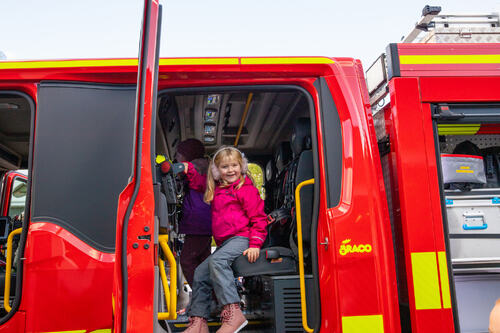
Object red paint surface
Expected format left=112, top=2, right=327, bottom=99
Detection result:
left=21, top=222, right=114, bottom=332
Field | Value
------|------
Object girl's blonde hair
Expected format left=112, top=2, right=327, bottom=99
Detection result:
left=204, top=147, right=254, bottom=203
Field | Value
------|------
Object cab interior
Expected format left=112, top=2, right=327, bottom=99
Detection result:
left=0, top=92, right=32, bottom=317
left=154, top=86, right=320, bottom=331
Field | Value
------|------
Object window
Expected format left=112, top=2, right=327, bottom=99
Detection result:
left=8, top=177, right=27, bottom=219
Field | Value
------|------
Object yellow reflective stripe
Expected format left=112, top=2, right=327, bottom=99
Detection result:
left=437, top=124, right=480, bottom=135
left=241, top=57, right=334, bottom=65
left=0, top=58, right=239, bottom=69
left=411, top=252, right=441, bottom=310
left=0, top=57, right=334, bottom=70
left=400, top=54, right=500, bottom=64
left=159, top=58, right=239, bottom=65
left=0, top=59, right=138, bottom=69
left=342, top=315, right=384, bottom=333
left=438, top=252, right=452, bottom=309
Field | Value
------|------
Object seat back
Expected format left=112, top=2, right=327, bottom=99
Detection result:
left=289, top=118, right=314, bottom=249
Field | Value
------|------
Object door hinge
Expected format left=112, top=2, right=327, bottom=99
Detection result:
left=378, top=135, right=391, bottom=157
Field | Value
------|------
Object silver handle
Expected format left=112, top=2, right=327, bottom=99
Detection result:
left=320, top=237, right=329, bottom=250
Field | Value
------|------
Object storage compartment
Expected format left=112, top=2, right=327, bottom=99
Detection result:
left=434, top=103, right=500, bottom=332
left=454, top=274, right=500, bottom=333
left=446, top=194, right=500, bottom=269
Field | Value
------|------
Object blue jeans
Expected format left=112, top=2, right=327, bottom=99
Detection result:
left=188, top=236, right=249, bottom=319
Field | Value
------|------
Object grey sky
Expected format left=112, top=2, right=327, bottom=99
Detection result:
left=1, top=0, right=500, bottom=69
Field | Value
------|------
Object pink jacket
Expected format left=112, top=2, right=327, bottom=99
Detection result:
left=185, top=162, right=267, bottom=248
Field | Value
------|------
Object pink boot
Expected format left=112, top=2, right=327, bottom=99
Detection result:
left=183, top=316, right=209, bottom=333
left=216, top=303, right=248, bottom=333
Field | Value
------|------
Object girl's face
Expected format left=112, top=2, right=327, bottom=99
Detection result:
left=217, top=157, right=241, bottom=184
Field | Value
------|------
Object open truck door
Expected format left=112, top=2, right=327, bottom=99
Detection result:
left=0, top=0, right=161, bottom=331
left=113, top=0, right=161, bottom=332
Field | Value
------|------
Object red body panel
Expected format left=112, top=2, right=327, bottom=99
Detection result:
left=385, top=78, right=455, bottom=333
left=397, top=43, right=500, bottom=77
left=21, top=223, right=114, bottom=332
left=318, top=68, right=400, bottom=332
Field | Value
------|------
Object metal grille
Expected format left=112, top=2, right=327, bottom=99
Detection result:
left=440, top=135, right=500, bottom=153
left=282, top=287, right=303, bottom=331
left=423, top=27, right=500, bottom=43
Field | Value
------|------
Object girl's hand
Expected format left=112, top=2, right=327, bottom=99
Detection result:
left=182, top=162, right=189, bottom=174
left=243, top=247, right=260, bottom=263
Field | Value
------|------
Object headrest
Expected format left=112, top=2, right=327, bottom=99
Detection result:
left=265, top=160, right=275, bottom=182
left=291, top=118, right=311, bottom=156
left=274, top=141, right=292, bottom=172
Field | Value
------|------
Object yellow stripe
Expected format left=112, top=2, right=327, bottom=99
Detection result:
left=456, top=170, right=474, bottom=173
left=437, top=124, right=480, bottom=135
left=0, top=56, right=334, bottom=70
left=411, top=252, right=442, bottom=310
left=342, top=315, right=384, bottom=333
left=0, top=59, right=138, bottom=69
left=438, top=252, right=452, bottom=309
left=159, top=58, right=239, bottom=65
left=0, top=57, right=239, bottom=70
left=400, top=54, right=500, bottom=64
left=241, top=57, right=334, bottom=65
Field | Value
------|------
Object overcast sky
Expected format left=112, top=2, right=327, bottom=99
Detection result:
left=1, top=0, right=500, bottom=69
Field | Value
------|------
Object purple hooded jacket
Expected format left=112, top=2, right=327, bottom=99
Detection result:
left=179, top=158, right=211, bottom=235
left=185, top=162, right=267, bottom=248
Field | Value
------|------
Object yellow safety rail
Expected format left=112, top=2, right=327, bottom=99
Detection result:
left=4, top=228, right=22, bottom=312
left=295, top=179, right=315, bottom=333
left=234, top=93, right=253, bottom=147
left=158, top=234, right=177, bottom=320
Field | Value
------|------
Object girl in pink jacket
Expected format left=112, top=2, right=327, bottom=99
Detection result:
left=182, top=146, right=267, bottom=333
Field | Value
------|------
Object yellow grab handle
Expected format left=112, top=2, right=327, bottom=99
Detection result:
left=158, top=234, right=177, bottom=320
left=295, top=178, right=315, bottom=333
left=4, top=228, right=22, bottom=312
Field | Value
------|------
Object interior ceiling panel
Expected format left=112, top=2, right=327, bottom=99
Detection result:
left=162, top=89, right=308, bottom=155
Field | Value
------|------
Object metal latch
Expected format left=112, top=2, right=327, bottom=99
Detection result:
left=462, top=209, right=487, bottom=230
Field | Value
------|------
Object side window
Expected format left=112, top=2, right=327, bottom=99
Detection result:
left=248, top=163, right=265, bottom=199
left=32, top=83, right=136, bottom=252
left=8, top=178, right=27, bottom=219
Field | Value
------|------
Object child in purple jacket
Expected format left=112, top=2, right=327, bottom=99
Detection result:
left=182, top=146, right=267, bottom=333
left=175, top=139, right=212, bottom=288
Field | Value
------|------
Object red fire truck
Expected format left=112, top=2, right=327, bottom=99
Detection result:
left=0, top=2, right=498, bottom=332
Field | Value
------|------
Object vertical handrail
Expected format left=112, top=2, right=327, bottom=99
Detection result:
left=158, top=234, right=177, bottom=320
left=295, top=179, right=315, bottom=333
left=234, top=93, right=253, bottom=147
left=4, top=228, right=22, bottom=312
